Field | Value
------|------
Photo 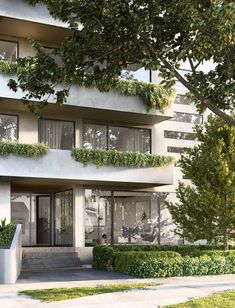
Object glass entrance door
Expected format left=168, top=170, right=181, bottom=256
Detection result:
left=36, top=195, right=51, bottom=245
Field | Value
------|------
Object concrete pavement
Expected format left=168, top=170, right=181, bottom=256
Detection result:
left=0, top=268, right=235, bottom=307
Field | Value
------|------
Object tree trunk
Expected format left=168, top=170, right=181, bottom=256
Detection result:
left=223, top=226, right=228, bottom=250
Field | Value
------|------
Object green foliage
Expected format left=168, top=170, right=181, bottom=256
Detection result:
left=71, top=148, right=173, bottom=168
left=127, top=256, right=235, bottom=278
left=0, top=60, right=175, bottom=113
left=166, top=116, right=235, bottom=248
left=20, top=0, right=235, bottom=125
left=93, top=246, right=115, bottom=271
left=114, top=251, right=181, bottom=274
left=92, top=244, right=226, bottom=270
left=0, top=222, right=16, bottom=248
left=195, top=250, right=235, bottom=258
left=0, top=218, right=7, bottom=231
left=0, top=141, right=49, bottom=157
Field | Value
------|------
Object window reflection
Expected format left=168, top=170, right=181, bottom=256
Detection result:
left=0, top=40, right=18, bottom=61
left=0, top=114, right=18, bottom=141
left=169, top=112, right=202, bottom=124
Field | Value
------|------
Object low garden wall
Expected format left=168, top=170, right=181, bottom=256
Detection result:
left=93, top=245, right=235, bottom=278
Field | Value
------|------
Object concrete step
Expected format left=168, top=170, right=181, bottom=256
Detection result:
left=22, top=249, right=81, bottom=270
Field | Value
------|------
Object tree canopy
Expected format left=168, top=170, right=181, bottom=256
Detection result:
left=9, top=0, right=235, bottom=124
left=166, top=115, right=235, bottom=249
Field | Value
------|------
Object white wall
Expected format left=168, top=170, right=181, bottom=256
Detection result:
left=0, top=182, right=11, bottom=223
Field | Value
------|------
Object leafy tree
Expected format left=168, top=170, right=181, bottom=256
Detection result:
left=166, top=116, right=235, bottom=249
left=8, top=0, right=235, bottom=125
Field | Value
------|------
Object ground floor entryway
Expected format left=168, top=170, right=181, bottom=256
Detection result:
left=11, top=191, right=73, bottom=247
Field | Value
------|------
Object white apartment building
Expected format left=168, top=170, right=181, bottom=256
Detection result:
left=0, top=0, right=207, bottom=269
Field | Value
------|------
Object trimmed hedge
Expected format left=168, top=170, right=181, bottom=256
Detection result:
left=0, top=224, right=16, bottom=248
left=92, top=245, right=226, bottom=271
left=195, top=250, right=235, bottom=258
left=128, top=256, right=235, bottom=278
left=0, top=141, right=49, bottom=157
left=115, top=251, right=181, bottom=274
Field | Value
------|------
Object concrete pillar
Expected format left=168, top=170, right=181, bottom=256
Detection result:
left=73, top=186, right=85, bottom=247
left=0, top=182, right=11, bottom=223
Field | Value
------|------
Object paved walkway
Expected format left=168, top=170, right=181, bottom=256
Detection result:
left=1, top=268, right=235, bottom=307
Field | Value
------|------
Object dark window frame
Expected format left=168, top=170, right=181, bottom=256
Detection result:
left=0, top=113, right=19, bottom=141
left=38, top=118, right=76, bottom=150
left=82, top=121, right=152, bottom=153
left=0, top=39, right=19, bottom=60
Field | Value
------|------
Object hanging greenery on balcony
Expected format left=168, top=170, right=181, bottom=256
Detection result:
left=71, top=148, right=174, bottom=168
left=0, top=141, right=49, bottom=157
left=0, top=60, right=176, bottom=112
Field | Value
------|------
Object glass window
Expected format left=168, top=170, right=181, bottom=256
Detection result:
left=55, top=190, right=73, bottom=246
left=83, top=123, right=151, bottom=153
left=167, top=146, right=186, bottom=154
left=174, top=95, right=192, bottom=105
left=169, top=112, right=202, bottom=124
left=0, top=40, right=18, bottom=61
left=164, top=130, right=196, bottom=140
left=82, top=123, right=107, bottom=150
left=109, top=126, right=150, bottom=153
left=39, top=119, right=74, bottom=150
left=0, top=114, right=18, bottom=141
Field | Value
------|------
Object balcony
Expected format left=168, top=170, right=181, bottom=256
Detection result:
left=0, top=72, right=173, bottom=125
left=0, top=150, right=173, bottom=188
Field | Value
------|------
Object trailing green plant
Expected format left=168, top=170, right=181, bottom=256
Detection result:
left=114, top=251, right=181, bottom=274
left=127, top=256, right=235, bottom=278
left=71, top=148, right=173, bottom=168
left=0, top=141, right=49, bottom=157
left=0, top=60, right=175, bottom=113
left=0, top=222, right=16, bottom=248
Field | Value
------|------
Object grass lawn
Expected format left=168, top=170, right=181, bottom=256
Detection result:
left=166, top=290, right=235, bottom=308
left=20, top=282, right=157, bottom=302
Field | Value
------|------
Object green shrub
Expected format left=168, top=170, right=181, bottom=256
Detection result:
left=0, top=141, right=48, bottom=157
left=92, top=245, right=226, bottom=270
left=71, top=148, right=173, bottom=168
left=0, top=223, right=16, bottom=248
left=127, top=256, right=235, bottom=278
left=195, top=250, right=235, bottom=258
left=93, top=246, right=115, bottom=271
left=115, top=251, right=181, bottom=274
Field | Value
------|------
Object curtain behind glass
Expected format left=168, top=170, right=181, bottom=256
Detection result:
left=109, top=126, right=150, bottom=153
left=39, top=119, right=74, bottom=149
left=83, top=123, right=107, bottom=149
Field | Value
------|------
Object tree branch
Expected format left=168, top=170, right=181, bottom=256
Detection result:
left=160, top=57, right=235, bottom=126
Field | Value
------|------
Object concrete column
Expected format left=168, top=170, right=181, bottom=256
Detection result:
left=73, top=186, right=85, bottom=247
left=0, top=182, right=11, bottom=223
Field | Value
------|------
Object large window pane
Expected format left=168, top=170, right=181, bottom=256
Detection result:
left=39, top=119, right=74, bottom=150
left=0, top=40, right=18, bottom=61
left=109, top=126, right=150, bottom=153
left=55, top=190, right=73, bottom=246
left=0, top=114, right=18, bottom=141
left=85, top=190, right=111, bottom=246
left=174, top=95, right=192, bottom=105
left=83, top=123, right=107, bottom=149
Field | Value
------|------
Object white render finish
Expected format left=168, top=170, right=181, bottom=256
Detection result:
left=0, top=150, right=173, bottom=187
left=0, top=0, right=66, bottom=28
left=73, top=187, right=85, bottom=248
left=0, top=182, right=11, bottom=223
left=0, top=224, right=22, bottom=284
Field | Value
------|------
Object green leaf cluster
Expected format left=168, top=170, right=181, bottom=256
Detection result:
left=0, top=141, right=49, bottom=157
left=71, top=148, right=173, bottom=168
left=0, top=60, right=175, bottom=113
left=126, top=256, right=235, bottom=278
left=166, top=115, right=235, bottom=247
left=92, top=244, right=226, bottom=271
left=0, top=222, right=16, bottom=248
